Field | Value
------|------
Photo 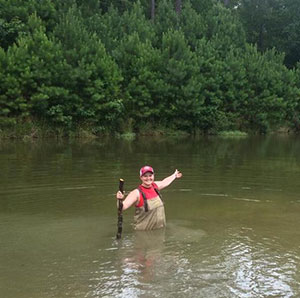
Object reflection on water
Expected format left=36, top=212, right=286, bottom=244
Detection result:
left=1, top=136, right=300, bottom=297
left=88, top=223, right=300, bottom=298
left=222, top=228, right=297, bottom=298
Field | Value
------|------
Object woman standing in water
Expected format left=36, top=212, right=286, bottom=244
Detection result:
left=116, top=166, right=182, bottom=230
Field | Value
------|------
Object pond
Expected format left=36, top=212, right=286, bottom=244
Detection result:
left=1, top=135, right=300, bottom=297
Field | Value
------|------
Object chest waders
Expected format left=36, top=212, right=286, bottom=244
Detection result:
left=138, top=186, right=162, bottom=212
left=134, top=186, right=166, bottom=230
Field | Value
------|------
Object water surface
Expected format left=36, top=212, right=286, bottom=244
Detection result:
left=1, top=135, right=300, bottom=297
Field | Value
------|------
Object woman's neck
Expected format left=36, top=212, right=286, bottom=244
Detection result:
left=141, top=183, right=152, bottom=188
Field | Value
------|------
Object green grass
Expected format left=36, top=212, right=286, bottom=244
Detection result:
left=218, top=130, right=248, bottom=138
left=119, top=132, right=136, bottom=140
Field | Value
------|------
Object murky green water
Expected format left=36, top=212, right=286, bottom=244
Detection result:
left=1, top=135, right=300, bottom=298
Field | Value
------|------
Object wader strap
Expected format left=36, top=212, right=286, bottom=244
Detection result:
left=138, top=187, right=149, bottom=212
left=154, top=187, right=162, bottom=201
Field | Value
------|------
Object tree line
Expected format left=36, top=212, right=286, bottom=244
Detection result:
left=0, top=0, right=300, bottom=136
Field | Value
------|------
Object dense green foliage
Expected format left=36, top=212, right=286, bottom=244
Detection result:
left=232, top=0, right=300, bottom=68
left=0, top=0, right=300, bottom=136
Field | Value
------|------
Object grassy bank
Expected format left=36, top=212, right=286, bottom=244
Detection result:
left=1, top=120, right=295, bottom=141
left=0, top=121, right=100, bottom=140
left=0, top=119, right=193, bottom=140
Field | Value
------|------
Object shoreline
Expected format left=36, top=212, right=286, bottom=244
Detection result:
left=0, top=122, right=295, bottom=141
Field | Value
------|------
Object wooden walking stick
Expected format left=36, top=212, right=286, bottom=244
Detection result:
left=116, top=179, right=125, bottom=239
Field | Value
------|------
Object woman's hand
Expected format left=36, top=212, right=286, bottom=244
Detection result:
left=116, top=190, right=124, bottom=200
left=174, top=169, right=182, bottom=179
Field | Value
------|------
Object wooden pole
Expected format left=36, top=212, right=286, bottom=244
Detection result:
left=116, top=179, right=125, bottom=239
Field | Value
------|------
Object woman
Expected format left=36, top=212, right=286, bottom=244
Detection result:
left=116, top=166, right=182, bottom=230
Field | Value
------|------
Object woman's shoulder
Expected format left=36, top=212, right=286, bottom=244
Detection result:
left=128, top=188, right=140, bottom=198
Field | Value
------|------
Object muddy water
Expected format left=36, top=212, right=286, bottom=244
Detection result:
left=0, top=135, right=300, bottom=297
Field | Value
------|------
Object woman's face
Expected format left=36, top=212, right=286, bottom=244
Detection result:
left=140, top=172, right=154, bottom=187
